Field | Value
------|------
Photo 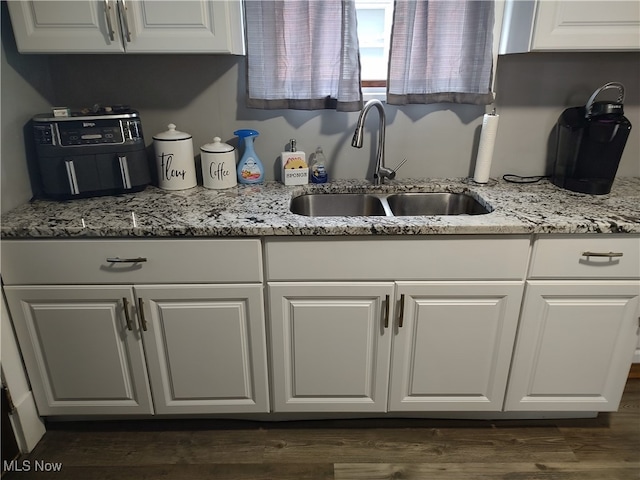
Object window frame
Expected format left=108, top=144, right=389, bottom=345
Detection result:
left=357, top=0, right=505, bottom=103
left=355, top=0, right=394, bottom=83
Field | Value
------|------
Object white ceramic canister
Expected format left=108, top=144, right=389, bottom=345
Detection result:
left=200, top=137, right=237, bottom=189
left=153, top=123, right=197, bottom=190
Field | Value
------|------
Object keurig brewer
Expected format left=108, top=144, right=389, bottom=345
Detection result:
left=551, top=82, right=632, bottom=195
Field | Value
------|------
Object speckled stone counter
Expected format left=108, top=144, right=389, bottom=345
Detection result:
left=1, top=177, right=639, bottom=238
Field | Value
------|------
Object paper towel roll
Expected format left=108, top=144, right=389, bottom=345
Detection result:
left=473, top=112, right=499, bottom=183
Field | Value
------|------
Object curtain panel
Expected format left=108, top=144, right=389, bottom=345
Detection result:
left=244, top=0, right=363, bottom=112
left=387, top=0, right=495, bottom=105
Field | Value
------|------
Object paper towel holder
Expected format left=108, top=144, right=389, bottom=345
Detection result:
left=472, top=108, right=499, bottom=184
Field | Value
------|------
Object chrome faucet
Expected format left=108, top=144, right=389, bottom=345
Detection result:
left=351, top=99, right=396, bottom=185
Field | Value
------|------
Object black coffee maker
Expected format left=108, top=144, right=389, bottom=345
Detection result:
left=551, top=82, right=632, bottom=195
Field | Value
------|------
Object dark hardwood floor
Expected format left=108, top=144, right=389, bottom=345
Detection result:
left=4, top=379, right=639, bottom=479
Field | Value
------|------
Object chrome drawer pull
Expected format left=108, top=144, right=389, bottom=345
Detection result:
left=581, top=251, right=623, bottom=258
left=106, top=257, right=148, bottom=263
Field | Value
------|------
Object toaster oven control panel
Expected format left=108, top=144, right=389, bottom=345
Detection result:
left=33, top=112, right=143, bottom=147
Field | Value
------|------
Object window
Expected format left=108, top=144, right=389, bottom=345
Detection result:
left=244, top=1, right=496, bottom=110
left=355, top=0, right=394, bottom=84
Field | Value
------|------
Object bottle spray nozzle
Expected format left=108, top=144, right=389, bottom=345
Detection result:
left=233, top=129, right=260, bottom=148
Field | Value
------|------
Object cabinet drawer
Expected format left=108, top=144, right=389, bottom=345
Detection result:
left=1, top=239, right=262, bottom=285
left=265, top=236, right=531, bottom=281
left=530, top=235, right=640, bottom=279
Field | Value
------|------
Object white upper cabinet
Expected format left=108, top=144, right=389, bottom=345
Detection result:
left=500, top=0, right=640, bottom=53
left=7, top=0, right=245, bottom=54
left=7, top=0, right=124, bottom=52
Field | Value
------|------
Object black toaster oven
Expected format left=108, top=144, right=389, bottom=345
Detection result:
left=32, top=108, right=151, bottom=199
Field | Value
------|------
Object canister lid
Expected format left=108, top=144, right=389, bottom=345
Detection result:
left=153, top=123, right=192, bottom=141
left=201, top=136, right=235, bottom=153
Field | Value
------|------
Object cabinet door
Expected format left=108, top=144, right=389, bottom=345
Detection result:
left=389, top=282, right=524, bottom=411
left=7, top=1, right=244, bottom=54
left=135, top=284, right=269, bottom=414
left=269, top=282, right=394, bottom=412
left=505, top=281, right=640, bottom=411
left=533, top=1, right=640, bottom=51
left=3, top=285, right=153, bottom=415
left=124, top=0, right=244, bottom=53
left=7, top=1, right=124, bottom=53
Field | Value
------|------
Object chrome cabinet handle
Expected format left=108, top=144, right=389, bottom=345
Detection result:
left=106, top=257, right=147, bottom=263
left=137, top=298, right=148, bottom=332
left=122, top=297, right=133, bottom=331
left=104, top=0, right=115, bottom=41
left=581, top=251, right=624, bottom=258
left=118, top=0, right=132, bottom=42
left=398, top=294, right=405, bottom=328
left=384, top=295, right=390, bottom=329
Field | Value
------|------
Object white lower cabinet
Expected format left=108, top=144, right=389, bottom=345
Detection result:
left=3, top=285, right=153, bottom=416
left=4, top=284, right=269, bottom=416
left=5, top=234, right=638, bottom=419
left=268, top=281, right=524, bottom=413
left=504, top=281, right=640, bottom=412
left=268, top=282, right=394, bottom=412
left=265, top=236, right=531, bottom=414
left=1, top=238, right=269, bottom=417
left=504, top=235, right=640, bottom=412
left=389, top=282, right=524, bottom=411
left=135, top=285, right=268, bottom=415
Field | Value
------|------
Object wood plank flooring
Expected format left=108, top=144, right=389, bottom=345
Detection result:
left=5, top=379, right=639, bottom=480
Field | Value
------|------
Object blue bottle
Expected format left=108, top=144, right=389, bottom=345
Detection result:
left=234, top=129, right=265, bottom=184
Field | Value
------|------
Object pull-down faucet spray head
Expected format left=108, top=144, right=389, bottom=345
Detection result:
left=351, top=119, right=366, bottom=149
left=351, top=99, right=391, bottom=185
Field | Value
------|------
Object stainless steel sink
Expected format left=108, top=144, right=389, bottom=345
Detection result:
left=386, top=193, right=490, bottom=216
left=289, top=193, right=387, bottom=217
left=289, top=192, right=491, bottom=217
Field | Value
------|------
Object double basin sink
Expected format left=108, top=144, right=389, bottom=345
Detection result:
left=290, top=191, right=492, bottom=217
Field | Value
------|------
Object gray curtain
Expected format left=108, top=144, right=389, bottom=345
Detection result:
left=244, top=0, right=363, bottom=112
left=387, top=0, right=495, bottom=105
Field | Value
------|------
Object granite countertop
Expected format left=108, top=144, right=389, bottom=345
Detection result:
left=1, top=177, right=639, bottom=238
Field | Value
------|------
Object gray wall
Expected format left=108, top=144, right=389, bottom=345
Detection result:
left=1, top=3, right=53, bottom=213
left=2, top=6, right=638, bottom=213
